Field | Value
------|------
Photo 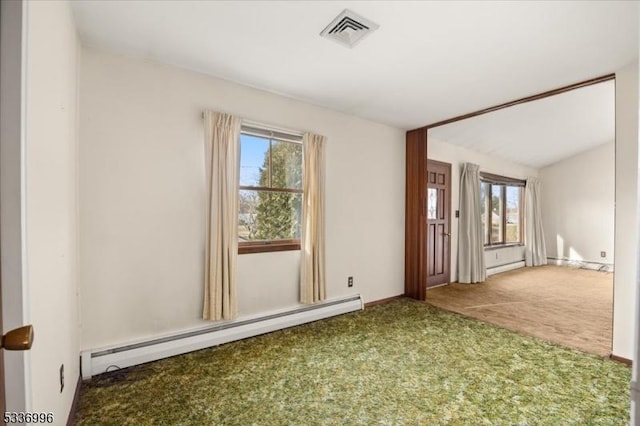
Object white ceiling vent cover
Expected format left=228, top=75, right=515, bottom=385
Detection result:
left=320, top=9, right=379, bottom=48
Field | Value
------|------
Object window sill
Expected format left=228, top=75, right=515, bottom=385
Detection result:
left=239, top=241, right=301, bottom=254
left=484, top=243, right=524, bottom=251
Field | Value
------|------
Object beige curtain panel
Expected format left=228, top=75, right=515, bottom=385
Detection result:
left=458, top=162, right=487, bottom=283
left=524, top=177, right=548, bottom=267
left=202, top=111, right=241, bottom=321
left=300, top=132, right=327, bottom=304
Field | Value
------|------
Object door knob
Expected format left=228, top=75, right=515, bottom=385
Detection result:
left=443, top=232, right=451, bottom=236
left=2, top=325, right=34, bottom=351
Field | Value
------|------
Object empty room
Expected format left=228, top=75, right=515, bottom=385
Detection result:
left=424, top=80, right=616, bottom=358
left=1, top=1, right=639, bottom=425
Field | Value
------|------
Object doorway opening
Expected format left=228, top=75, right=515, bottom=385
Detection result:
left=422, top=76, right=615, bottom=357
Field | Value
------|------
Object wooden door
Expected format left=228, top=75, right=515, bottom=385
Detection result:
left=426, top=160, right=451, bottom=287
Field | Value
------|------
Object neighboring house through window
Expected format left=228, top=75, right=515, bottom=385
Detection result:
left=238, top=124, right=303, bottom=254
left=479, top=172, right=525, bottom=247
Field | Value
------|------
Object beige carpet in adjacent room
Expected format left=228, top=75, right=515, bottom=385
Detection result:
left=426, top=265, right=613, bottom=357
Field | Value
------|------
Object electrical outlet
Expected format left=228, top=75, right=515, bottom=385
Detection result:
left=348, top=276, right=353, bottom=287
left=60, top=364, right=64, bottom=393
left=495, top=252, right=498, bottom=260
left=601, top=251, right=606, bottom=258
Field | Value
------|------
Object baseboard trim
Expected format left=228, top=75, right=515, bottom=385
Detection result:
left=427, top=282, right=449, bottom=289
left=364, top=295, right=404, bottom=308
left=66, top=375, right=82, bottom=426
left=609, top=354, right=632, bottom=366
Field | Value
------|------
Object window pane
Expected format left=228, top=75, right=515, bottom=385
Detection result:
left=270, top=140, right=302, bottom=190
left=240, top=134, right=270, bottom=187
left=480, top=182, right=489, bottom=245
left=238, top=190, right=259, bottom=241
left=505, top=186, right=521, bottom=243
left=491, top=185, right=504, bottom=244
left=238, top=190, right=302, bottom=242
left=427, top=188, right=438, bottom=219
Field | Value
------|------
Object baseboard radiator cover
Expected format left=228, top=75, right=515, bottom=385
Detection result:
left=547, top=257, right=614, bottom=272
left=80, top=295, right=363, bottom=379
left=487, top=261, right=525, bottom=276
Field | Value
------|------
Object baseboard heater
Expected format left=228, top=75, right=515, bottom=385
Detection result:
left=487, top=261, right=525, bottom=276
left=81, top=295, right=363, bottom=379
left=547, top=257, right=613, bottom=272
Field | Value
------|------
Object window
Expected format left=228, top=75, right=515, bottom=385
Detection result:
left=238, top=125, right=303, bottom=254
left=480, top=173, right=524, bottom=247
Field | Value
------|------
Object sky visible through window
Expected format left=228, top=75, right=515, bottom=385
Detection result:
left=240, top=134, right=269, bottom=186
left=506, top=186, right=519, bottom=208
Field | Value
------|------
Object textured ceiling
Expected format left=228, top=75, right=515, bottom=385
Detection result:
left=71, top=1, right=635, bottom=168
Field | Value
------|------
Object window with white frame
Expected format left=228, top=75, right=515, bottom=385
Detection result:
left=238, top=124, right=303, bottom=254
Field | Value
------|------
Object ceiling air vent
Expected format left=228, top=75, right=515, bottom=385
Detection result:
left=320, top=9, right=379, bottom=48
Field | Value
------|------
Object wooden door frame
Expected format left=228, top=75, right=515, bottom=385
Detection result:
left=1, top=0, right=29, bottom=414
left=404, top=128, right=428, bottom=300
left=426, top=159, right=452, bottom=287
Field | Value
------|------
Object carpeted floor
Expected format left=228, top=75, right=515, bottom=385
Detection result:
left=426, top=265, right=613, bottom=357
left=75, top=299, right=629, bottom=425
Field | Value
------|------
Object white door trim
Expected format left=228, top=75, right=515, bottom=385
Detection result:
left=0, top=0, right=31, bottom=412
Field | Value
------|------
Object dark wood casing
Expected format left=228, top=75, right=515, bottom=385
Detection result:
left=405, top=128, right=428, bottom=300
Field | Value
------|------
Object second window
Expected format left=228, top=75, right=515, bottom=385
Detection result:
left=479, top=173, right=524, bottom=247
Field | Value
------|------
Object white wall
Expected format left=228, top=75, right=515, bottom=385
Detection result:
left=24, top=0, right=80, bottom=420
left=79, top=48, right=405, bottom=350
left=614, top=61, right=639, bottom=360
left=633, top=11, right=640, bottom=421
left=540, top=142, right=615, bottom=266
left=427, top=138, right=538, bottom=281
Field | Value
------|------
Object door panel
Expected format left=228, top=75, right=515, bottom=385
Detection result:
left=427, top=160, right=451, bottom=287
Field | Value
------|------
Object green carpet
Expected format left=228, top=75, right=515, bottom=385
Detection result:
left=75, top=299, right=630, bottom=425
